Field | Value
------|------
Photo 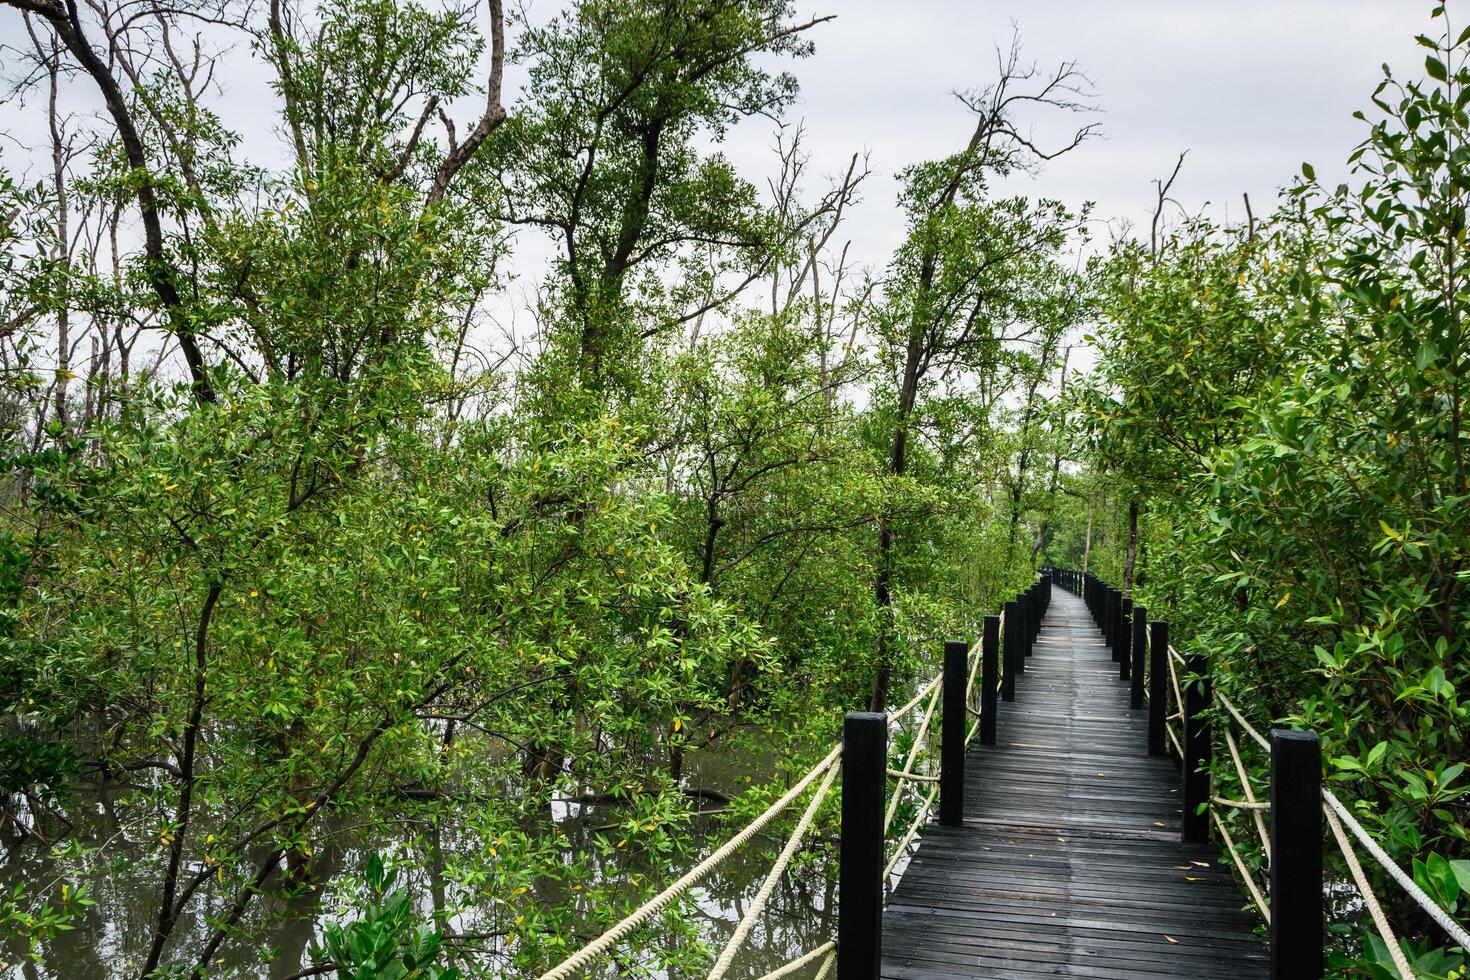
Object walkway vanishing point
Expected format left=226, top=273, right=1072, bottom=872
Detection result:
left=880, top=587, right=1268, bottom=978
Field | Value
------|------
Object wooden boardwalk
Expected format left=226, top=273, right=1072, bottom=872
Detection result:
left=881, top=589, right=1268, bottom=978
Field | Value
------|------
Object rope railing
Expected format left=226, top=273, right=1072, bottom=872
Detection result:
left=1210, top=807, right=1271, bottom=923
left=535, top=744, right=841, bottom=980
left=1222, top=728, right=1270, bottom=853
left=883, top=785, right=939, bottom=879
left=751, top=942, right=834, bottom=980
left=1324, top=804, right=1414, bottom=979
left=883, top=683, right=942, bottom=834
left=1322, top=787, right=1470, bottom=950
left=706, top=762, right=841, bottom=980
left=1202, top=662, right=1470, bottom=972
left=1076, top=566, right=1469, bottom=978
left=535, top=583, right=1044, bottom=979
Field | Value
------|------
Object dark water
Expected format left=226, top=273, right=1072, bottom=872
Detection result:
left=1, top=738, right=846, bottom=979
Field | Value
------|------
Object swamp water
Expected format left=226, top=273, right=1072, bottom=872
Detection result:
left=1, top=738, right=843, bottom=979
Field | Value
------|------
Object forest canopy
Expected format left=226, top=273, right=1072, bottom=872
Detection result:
left=0, top=0, right=1465, bottom=977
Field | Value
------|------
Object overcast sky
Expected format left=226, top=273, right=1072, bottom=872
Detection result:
left=705, top=0, right=1434, bottom=275
left=473, top=0, right=1435, bottom=347
left=0, top=0, right=1443, bottom=357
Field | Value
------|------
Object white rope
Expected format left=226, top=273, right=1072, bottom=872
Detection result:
left=883, top=784, right=939, bottom=879
left=1223, top=728, right=1271, bottom=854
left=1323, top=788, right=1470, bottom=949
left=1324, top=803, right=1415, bottom=980
left=1165, top=648, right=1185, bottom=719
left=1166, top=720, right=1184, bottom=759
left=751, top=942, right=835, bottom=980
left=964, top=634, right=983, bottom=705
left=536, top=745, right=842, bottom=980
left=1192, top=685, right=1467, bottom=956
left=812, top=949, right=836, bottom=980
left=707, top=762, right=840, bottom=980
left=887, top=768, right=940, bottom=783
left=883, top=683, right=940, bottom=833
left=1211, top=807, right=1270, bottom=924
left=1216, top=691, right=1271, bottom=751
left=889, top=674, right=941, bottom=724
left=1212, top=796, right=1270, bottom=811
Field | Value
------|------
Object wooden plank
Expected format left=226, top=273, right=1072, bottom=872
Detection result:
left=880, top=590, right=1267, bottom=978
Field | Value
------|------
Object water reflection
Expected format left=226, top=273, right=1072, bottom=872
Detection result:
left=2, top=737, right=842, bottom=978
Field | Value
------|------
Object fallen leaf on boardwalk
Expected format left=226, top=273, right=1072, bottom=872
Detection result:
left=1164, top=935, right=1180, bottom=944
left=1186, top=876, right=1204, bottom=881
left=1058, top=837, right=1066, bottom=843
left=1153, top=821, right=1165, bottom=827
left=1192, top=860, right=1209, bottom=867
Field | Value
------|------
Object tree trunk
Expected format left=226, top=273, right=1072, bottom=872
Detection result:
left=1082, top=497, right=1094, bottom=574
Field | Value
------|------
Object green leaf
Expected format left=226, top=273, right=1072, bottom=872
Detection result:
left=1427, top=55, right=1449, bottom=81
left=1451, top=860, right=1470, bottom=895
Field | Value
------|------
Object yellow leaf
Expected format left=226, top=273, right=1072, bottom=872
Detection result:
left=672, top=717, right=682, bottom=732
left=1275, top=592, right=1290, bottom=609
left=1164, top=935, right=1179, bottom=944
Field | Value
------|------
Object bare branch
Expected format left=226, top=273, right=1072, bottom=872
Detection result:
left=427, top=0, right=505, bottom=205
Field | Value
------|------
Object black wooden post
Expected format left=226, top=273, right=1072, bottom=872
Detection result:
left=1148, top=620, right=1168, bottom=756
left=1024, top=587, right=1036, bottom=657
left=940, top=640, right=967, bottom=827
left=1123, top=599, right=1134, bottom=681
left=1269, top=729, right=1323, bottom=980
left=1002, top=600, right=1020, bottom=702
left=1016, top=593, right=1030, bottom=671
left=981, top=615, right=999, bottom=746
left=1130, top=606, right=1146, bottom=709
left=1017, top=590, right=1029, bottom=662
left=1117, top=596, right=1133, bottom=680
left=1106, top=588, right=1118, bottom=652
left=839, top=711, right=886, bottom=978
left=1181, top=650, right=1212, bottom=844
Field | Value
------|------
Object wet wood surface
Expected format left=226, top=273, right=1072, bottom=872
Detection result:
left=881, top=590, right=1268, bottom=978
